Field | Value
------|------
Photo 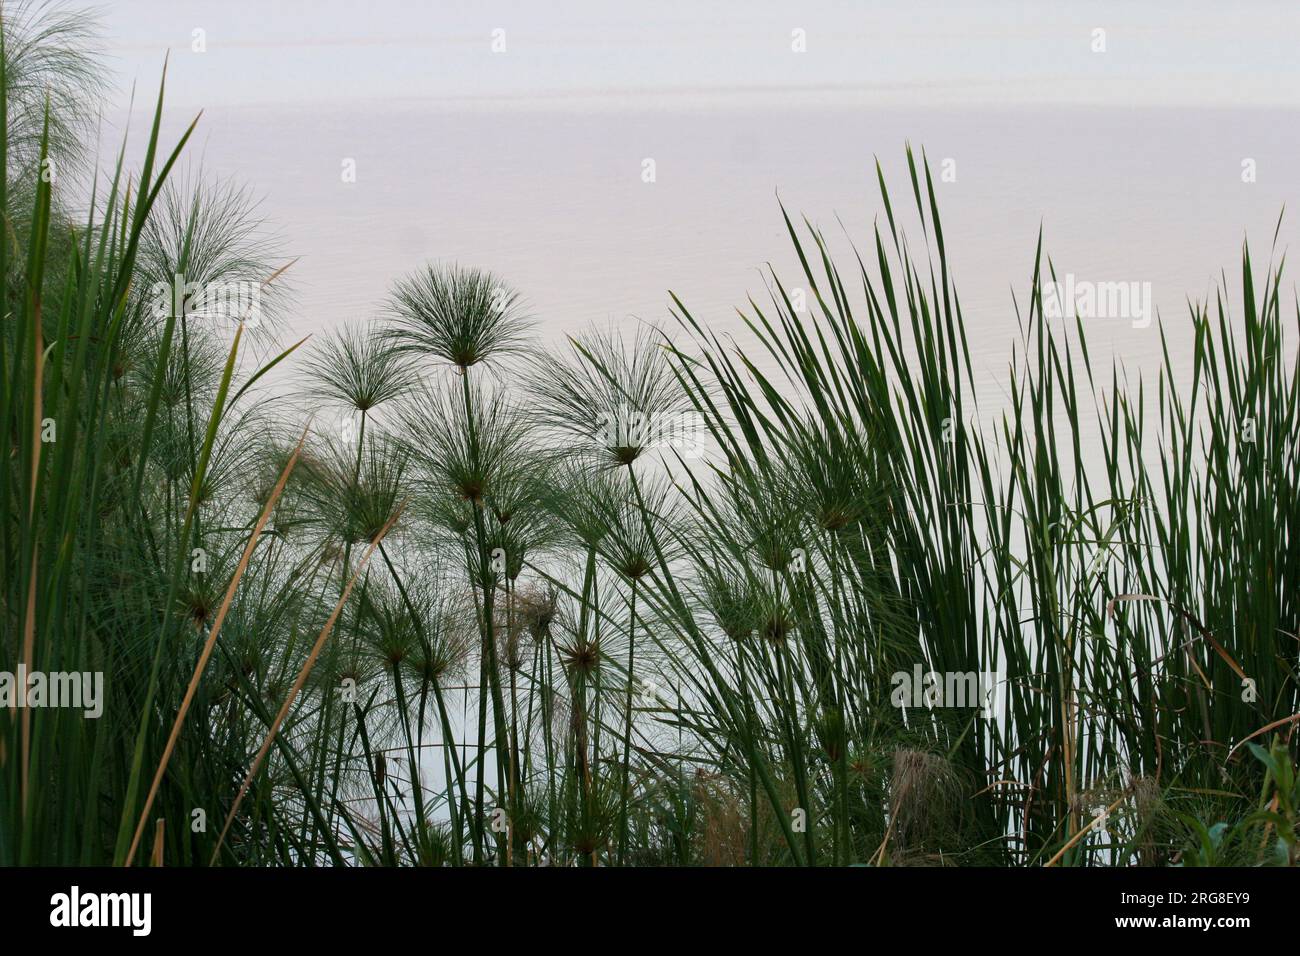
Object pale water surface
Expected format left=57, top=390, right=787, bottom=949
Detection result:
left=96, top=3, right=1300, bottom=415
left=88, top=0, right=1300, bottom=816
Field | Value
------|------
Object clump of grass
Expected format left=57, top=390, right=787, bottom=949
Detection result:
left=2, top=4, right=1296, bottom=868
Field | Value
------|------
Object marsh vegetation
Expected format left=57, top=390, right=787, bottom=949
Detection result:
left=1, top=2, right=1297, bottom=867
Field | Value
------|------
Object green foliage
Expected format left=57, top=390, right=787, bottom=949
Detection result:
left=1, top=7, right=1296, bottom=868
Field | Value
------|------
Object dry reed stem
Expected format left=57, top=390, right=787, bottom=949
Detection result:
left=124, top=422, right=311, bottom=866
left=209, top=501, right=406, bottom=864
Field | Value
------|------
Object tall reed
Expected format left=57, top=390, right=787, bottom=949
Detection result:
left=1, top=2, right=1295, bottom=866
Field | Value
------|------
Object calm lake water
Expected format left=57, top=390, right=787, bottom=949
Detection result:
left=104, top=101, right=1300, bottom=417
left=88, top=1, right=1300, bottom=818
left=95, top=2, right=1300, bottom=419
